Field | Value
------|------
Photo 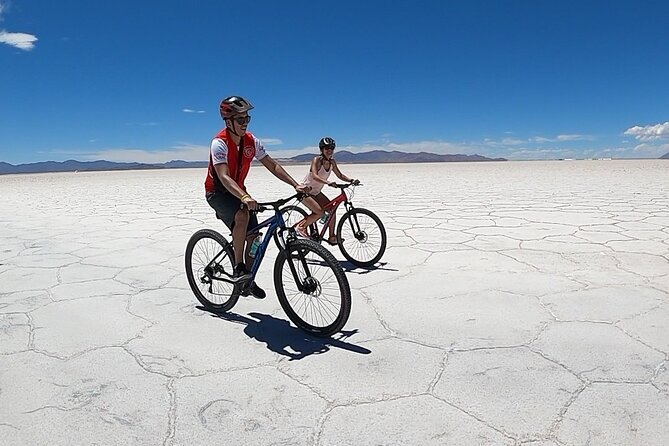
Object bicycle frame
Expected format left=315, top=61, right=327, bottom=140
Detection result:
left=312, top=186, right=355, bottom=240
left=246, top=211, right=284, bottom=276
left=243, top=197, right=314, bottom=294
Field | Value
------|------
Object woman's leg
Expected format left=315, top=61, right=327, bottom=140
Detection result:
left=313, top=193, right=336, bottom=242
left=297, top=195, right=324, bottom=230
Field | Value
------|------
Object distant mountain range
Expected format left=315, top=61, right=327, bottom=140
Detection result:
left=284, top=150, right=506, bottom=164
left=661, top=152, right=669, bottom=159
left=0, top=150, right=506, bottom=175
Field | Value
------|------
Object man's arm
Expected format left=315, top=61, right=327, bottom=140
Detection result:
left=260, top=155, right=301, bottom=188
left=214, top=163, right=257, bottom=209
left=214, top=164, right=246, bottom=198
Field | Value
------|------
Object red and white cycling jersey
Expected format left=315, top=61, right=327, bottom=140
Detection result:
left=204, top=128, right=267, bottom=194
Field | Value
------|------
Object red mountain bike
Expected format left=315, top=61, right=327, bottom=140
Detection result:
left=279, top=182, right=387, bottom=268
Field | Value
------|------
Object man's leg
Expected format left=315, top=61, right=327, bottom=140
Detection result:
left=241, top=213, right=266, bottom=299
left=232, top=208, right=249, bottom=266
left=230, top=209, right=254, bottom=285
left=205, top=191, right=251, bottom=286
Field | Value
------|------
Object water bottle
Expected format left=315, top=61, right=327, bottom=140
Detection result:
left=319, top=211, right=330, bottom=224
left=249, top=233, right=262, bottom=258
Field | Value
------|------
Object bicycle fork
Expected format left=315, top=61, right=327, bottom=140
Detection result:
left=285, top=245, right=317, bottom=293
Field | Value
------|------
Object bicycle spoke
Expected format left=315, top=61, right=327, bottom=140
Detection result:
left=185, top=230, right=237, bottom=310
left=339, top=210, right=386, bottom=265
left=279, top=242, right=344, bottom=329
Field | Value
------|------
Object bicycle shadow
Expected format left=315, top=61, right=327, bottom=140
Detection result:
left=337, top=261, right=397, bottom=274
left=198, top=307, right=372, bottom=360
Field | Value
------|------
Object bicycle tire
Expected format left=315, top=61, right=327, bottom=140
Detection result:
left=185, top=229, right=239, bottom=312
left=273, top=238, right=351, bottom=337
left=336, top=208, right=387, bottom=267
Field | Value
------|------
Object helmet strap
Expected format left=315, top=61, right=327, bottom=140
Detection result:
left=227, top=118, right=243, bottom=138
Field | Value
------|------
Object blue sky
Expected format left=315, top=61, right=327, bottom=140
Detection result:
left=1, top=0, right=668, bottom=164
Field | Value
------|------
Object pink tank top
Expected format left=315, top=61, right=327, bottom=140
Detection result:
left=302, top=160, right=332, bottom=194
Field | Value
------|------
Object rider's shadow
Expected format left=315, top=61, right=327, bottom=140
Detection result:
left=198, top=307, right=372, bottom=360
left=337, top=261, right=397, bottom=274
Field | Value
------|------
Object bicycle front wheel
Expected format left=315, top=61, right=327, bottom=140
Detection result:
left=337, top=208, right=387, bottom=267
left=185, top=229, right=239, bottom=312
left=274, top=239, right=351, bottom=337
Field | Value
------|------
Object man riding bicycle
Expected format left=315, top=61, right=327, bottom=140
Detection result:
left=204, top=95, right=307, bottom=299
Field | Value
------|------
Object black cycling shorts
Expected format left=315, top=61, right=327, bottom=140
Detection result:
left=206, top=190, right=258, bottom=233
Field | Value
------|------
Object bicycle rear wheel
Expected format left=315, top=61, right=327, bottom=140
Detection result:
left=337, top=208, right=387, bottom=267
left=281, top=205, right=309, bottom=227
left=273, top=239, right=351, bottom=337
left=273, top=205, right=310, bottom=249
left=185, top=229, right=239, bottom=312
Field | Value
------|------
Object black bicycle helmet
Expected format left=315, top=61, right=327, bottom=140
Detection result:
left=319, top=137, right=336, bottom=150
left=219, top=96, right=254, bottom=119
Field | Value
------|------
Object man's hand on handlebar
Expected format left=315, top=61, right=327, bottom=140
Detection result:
left=241, top=194, right=259, bottom=211
left=295, top=184, right=311, bottom=194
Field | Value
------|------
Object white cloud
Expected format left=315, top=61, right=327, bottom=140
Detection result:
left=505, top=147, right=580, bottom=160
left=582, top=143, right=669, bottom=159
left=484, top=137, right=525, bottom=147
left=531, top=137, right=552, bottom=143
left=49, top=128, right=669, bottom=164
left=624, top=121, right=669, bottom=142
left=51, top=144, right=210, bottom=163
left=531, top=134, right=593, bottom=143
left=0, top=30, right=37, bottom=50
left=631, top=142, right=669, bottom=158
left=124, top=122, right=159, bottom=127
left=0, top=2, right=38, bottom=51
left=182, top=108, right=205, bottom=114
left=557, top=134, right=592, bottom=141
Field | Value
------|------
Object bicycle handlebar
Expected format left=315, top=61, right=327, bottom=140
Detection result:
left=241, top=181, right=361, bottom=212
left=331, top=181, right=362, bottom=189
left=243, top=191, right=307, bottom=213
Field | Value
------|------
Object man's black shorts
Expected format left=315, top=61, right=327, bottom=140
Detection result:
left=206, top=190, right=258, bottom=233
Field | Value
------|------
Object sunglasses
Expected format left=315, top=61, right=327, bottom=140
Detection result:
left=231, top=115, right=251, bottom=125
left=323, top=145, right=335, bottom=150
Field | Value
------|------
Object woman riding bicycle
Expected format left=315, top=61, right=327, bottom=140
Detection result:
left=295, top=137, right=359, bottom=245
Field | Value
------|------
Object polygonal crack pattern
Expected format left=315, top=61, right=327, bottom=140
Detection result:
left=1, top=161, right=668, bottom=444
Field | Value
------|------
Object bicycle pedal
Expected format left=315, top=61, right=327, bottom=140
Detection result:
left=230, top=272, right=252, bottom=285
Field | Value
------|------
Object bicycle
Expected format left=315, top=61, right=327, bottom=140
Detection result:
left=280, top=182, right=387, bottom=268
left=185, top=192, right=352, bottom=337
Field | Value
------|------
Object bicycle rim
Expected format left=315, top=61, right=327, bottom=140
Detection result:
left=274, top=239, right=351, bottom=336
left=185, top=229, right=239, bottom=311
left=337, top=208, right=387, bottom=267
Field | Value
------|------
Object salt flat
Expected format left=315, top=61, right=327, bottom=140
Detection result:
left=1, top=160, right=668, bottom=445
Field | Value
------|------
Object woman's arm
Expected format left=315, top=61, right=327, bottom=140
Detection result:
left=331, top=159, right=354, bottom=182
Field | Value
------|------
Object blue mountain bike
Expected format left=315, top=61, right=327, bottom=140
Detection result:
left=185, top=192, right=352, bottom=337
